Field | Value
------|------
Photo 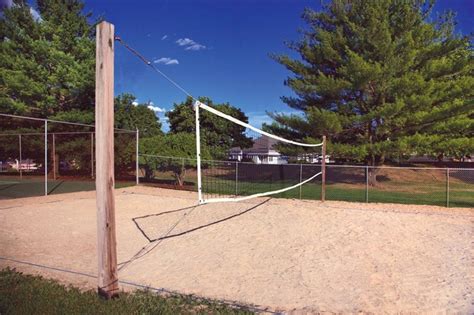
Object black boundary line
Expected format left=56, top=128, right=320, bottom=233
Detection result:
left=131, top=217, right=152, bottom=242
left=132, top=206, right=200, bottom=243
left=131, top=205, right=201, bottom=242
left=135, top=199, right=271, bottom=243
left=133, top=205, right=197, bottom=220
left=119, top=205, right=200, bottom=269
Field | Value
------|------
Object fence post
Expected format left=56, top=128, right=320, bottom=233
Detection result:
left=136, top=129, right=139, bottom=185
left=299, top=163, right=303, bottom=199
left=19, top=134, right=22, bottom=180
left=235, top=161, right=238, bottom=196
left=44, top=120, right=48, bottom=196
left=321, top=135, right=326, bottom=202
left=181, top=157, right=185, bottom=186
left=52, top=133, right=56, bottom=180
left=365, top=165, right=369, bottom=203
left=446, top=168, right=450, bottom=208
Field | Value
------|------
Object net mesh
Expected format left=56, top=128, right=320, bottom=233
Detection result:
left=195, top=101, right=324, bottom=203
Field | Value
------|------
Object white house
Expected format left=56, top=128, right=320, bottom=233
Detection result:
left=229, top=137, right=288, bottom=165
left=229, top=137, right=331, bottom=164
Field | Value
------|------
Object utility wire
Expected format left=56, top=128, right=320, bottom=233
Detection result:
left=114, top=36, right=195, bottom=100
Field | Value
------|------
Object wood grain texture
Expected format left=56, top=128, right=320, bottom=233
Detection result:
left=95, top=21, right=119, bottom=299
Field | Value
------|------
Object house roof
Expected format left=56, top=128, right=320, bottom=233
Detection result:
left=231, top=136, right=281, bottom=154
left=250, top=136, right=278, bottom=150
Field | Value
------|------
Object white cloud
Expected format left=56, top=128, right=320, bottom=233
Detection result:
left=176, top=38, right=195, bottom=46
left=161, top=34, right=168, bottom=40
left=176, top=37, right=206, bottom=51
left=132, top=101, right=139, bottom=106
left=248, top=114, right=273, bottom=129
left=147, top=105, right=166, bottom=113
left=185, top=43, right=206, bottom=51
left=153, top=57, right=179, bottom=65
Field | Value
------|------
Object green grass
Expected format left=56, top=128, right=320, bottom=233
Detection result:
left=2, top=171, right=473, bottom=208
left=195, top=176, right=474, bottom=208
left=0, top=176, right=134, bottom=199
left=0, top=268, right=253, bottom=315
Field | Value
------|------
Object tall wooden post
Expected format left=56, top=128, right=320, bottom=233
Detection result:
left=321, top=135, right=326, bottom=202
left=44, top=120, right=48, bottom=196
left=95, top=21, right=119, bottom=299
left=91, top=132, right=94, bottom=179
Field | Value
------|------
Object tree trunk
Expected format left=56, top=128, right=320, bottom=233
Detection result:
left=368, top=167, right=379, bottom=186
left=144, top=166, right=154, bottom=180
left=368, top=154, right=384, bottom=187
left=175, top=167, right=186, bottom=187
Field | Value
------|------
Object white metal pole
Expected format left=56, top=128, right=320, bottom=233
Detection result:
left=44, top=120, right=48, bottom=196
left=136, top=129, right=139, bottom=185
left=194, top=101, right=203, bottom=203
left=321, top=135, right=326, bottom=202
left=19, top=134, right=22, bottom=180
left=52, top=133, right=56, bottom=180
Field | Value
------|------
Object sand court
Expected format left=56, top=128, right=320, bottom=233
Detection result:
left=0, top=186, right=473, bottom=313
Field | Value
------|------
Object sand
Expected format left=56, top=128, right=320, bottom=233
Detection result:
left=0, top=186, right=473, bottom=313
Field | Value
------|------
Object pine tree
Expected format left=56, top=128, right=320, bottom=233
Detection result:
left=0, top=0, right=95, bottom=120
left=268, top=0, right=473, bottom=184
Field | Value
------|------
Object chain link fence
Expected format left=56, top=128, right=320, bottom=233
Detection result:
left=0, top=114, right=137, bottom=199
left=138, top=154, right=474, bottom=208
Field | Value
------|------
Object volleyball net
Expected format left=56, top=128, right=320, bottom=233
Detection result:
left=114, top=35, right=326, bottom=205
left=194, top=101, right=325, bottom=204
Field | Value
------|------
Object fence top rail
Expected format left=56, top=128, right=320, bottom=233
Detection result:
left=326, top=164, right=474, bottom=171
left=139, top=153, right=320, bottom=167
left=139, top=153, right=474, bottom=171
left=0, top=130, right=134, bottom=136
left=0, top=113, right=135, bottom=133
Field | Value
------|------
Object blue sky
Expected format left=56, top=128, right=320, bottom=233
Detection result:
left=82, top=0, right=473, bottom=130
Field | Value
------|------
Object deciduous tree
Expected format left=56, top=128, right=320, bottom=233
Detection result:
left=167, top=97, right=253, bottom=159
left=139, top=133, right=211, bottom=186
